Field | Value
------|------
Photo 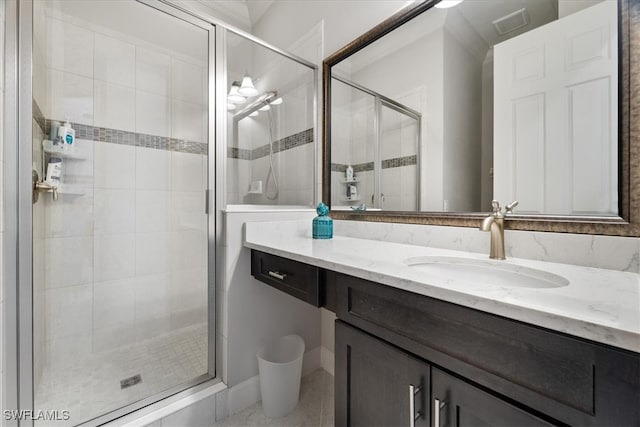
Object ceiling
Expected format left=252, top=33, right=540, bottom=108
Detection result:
left=196, top=0, right=275, bottom=30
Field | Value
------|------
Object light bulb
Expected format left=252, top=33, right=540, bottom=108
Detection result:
left=227, top=103, right=236, bottom=111
left=270, top=97, right=283, bottom=105
left=259, top=104, right=271, bottom=111
left=249, top=111, right=259, bottom=117
left=228, top=83, right=246, bottom=104
left=238, top=75, right=259, bottom=97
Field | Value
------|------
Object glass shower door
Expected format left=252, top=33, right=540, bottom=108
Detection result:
left=31, top=1, right=213, bottom=425
left=379, top=101, right=420, bottom=211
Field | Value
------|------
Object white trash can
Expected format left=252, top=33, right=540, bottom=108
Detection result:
left=256, top=334, right=305, bottom=418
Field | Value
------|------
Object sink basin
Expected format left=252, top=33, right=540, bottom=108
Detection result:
left=404, top=256, right=569, bottom=289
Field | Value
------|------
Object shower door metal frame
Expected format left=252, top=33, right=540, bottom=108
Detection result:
left=7, top=1, right=219, bottom=426
left=4, top=1, right=31, bottom=426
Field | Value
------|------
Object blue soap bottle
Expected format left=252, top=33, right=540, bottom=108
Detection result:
left=313, top=202, right=333, bottom=239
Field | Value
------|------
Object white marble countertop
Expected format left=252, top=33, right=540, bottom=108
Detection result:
left=244, top=220, right=640, bottom=353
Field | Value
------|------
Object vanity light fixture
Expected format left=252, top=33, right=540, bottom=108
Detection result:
left=249, top=111, right=259, bottom=117
left=228, top=81, right=246, bottom=104
left=259, top=104, right=271, bottom=111
left=434, top=0, right=464, bottom=8
left=239, top=74, right=259, bottom=97
left=270, top=97, right=283, bottom=105
left=227, top=103, right=237, bottom=111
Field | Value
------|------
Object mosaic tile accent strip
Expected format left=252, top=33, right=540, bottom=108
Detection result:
left=381, top=155, right=417, bottom=169
left=228, top=147, right=252, bottom=160
left=228, top=128, right=314, bottom=160
left=353, top=162, right=375, bottom=173
left=331, top=163, right=347, bottom=173
left=332, top=155, right=417, bottom=173
left=41, top=118, right=208, bottom=155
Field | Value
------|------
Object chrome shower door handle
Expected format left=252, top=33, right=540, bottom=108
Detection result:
left=32, top=169, right=59, bottom=203
left=35, top=181, right=59, bottom=200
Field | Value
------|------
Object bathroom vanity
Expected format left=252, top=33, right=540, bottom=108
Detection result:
left=246, top=221, right=640, bottom=426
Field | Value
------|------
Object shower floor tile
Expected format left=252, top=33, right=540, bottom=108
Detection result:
left=35, top=323, right=208, bottom=426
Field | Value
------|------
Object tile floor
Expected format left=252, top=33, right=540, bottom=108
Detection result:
left=35, top=323, right=208, bottom=426
left=215, top=369, right=334, bottom=427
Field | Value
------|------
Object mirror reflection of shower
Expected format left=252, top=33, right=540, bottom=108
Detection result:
left=224, top=29, right=316, bottom=208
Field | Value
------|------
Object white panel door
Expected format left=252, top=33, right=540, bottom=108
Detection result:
left=494, top=1, right=618, bottom=215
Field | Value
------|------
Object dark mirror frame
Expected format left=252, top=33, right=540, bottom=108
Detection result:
left=323, top=0, right=639, bottom=237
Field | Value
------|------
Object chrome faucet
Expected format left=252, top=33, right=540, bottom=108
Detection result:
left=480, top=200, right=518, bottom=260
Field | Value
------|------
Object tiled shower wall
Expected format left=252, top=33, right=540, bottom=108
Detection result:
left=33, top=9, right=207, bottom=143
left=32, top=7, right=208, bottom=371
left=227, top=127, right=314, bottom=206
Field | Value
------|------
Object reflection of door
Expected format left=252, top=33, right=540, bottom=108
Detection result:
left=494, top=1, right=618, bottom=215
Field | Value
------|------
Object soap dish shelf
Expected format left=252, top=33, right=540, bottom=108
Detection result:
left=340, top=178, right=361, bottom=184
left=43, top=140, right=87, bottom=160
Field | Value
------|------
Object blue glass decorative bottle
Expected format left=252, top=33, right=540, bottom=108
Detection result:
left=313, top=202, right=333, bottom=239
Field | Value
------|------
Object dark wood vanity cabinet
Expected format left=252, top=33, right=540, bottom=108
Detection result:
left=336, top=321, right=431, bottom=426
left=250, top=250, right=323, bottom=306
left=335, top=273, right=640, bottom=427
left=249, top=250, right=640, bottom=426
left=337, top=320, right=556, bottom=427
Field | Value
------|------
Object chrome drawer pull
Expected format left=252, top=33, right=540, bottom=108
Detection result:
left=268, top=271, right=287, bottom=280
left=409, top=384, right=421, bottom=427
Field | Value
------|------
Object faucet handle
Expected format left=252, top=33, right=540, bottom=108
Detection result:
left=505, top=200, right=519, bottom=213
left=491, top=200, right=501, bottom=213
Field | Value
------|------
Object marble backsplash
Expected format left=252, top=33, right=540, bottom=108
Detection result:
left=333, top=220, right=640, bottom=273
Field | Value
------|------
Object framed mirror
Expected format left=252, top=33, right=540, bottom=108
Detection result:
left=323, top=0, right=639, bottom=236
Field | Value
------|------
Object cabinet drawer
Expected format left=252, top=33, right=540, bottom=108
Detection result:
left=336, top=273, right=640, bottom=426
left=251, top=250, right=322, bottom=306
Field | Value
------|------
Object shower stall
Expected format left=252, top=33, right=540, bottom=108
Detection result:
left=331, top=76, right=421, bottom=211
left=2, top=0, right=316, bottom=426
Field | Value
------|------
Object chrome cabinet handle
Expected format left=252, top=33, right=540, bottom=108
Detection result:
left=409, top=384, right=421, bottom=427
left=268, top=271, right=287, bottom=280
left=434, top=398, right=445, bottom=427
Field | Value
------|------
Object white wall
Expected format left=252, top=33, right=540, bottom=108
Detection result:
left=252, top=1, right=414, bottom=62
left=480, top=49, right=494, bottom=211
left=558, top=0, right=603, bottom=18
left=220, top=210, right=321, bottom=413
left=442, top=28, right=483, bottom=212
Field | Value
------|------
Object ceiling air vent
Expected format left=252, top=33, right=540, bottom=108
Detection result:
left=493, top=8, right=530, bottom=36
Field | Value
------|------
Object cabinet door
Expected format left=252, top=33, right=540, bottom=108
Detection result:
left=336, top=320, right=430, bottom=427
left=432, top=368, right=557, bottom=427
